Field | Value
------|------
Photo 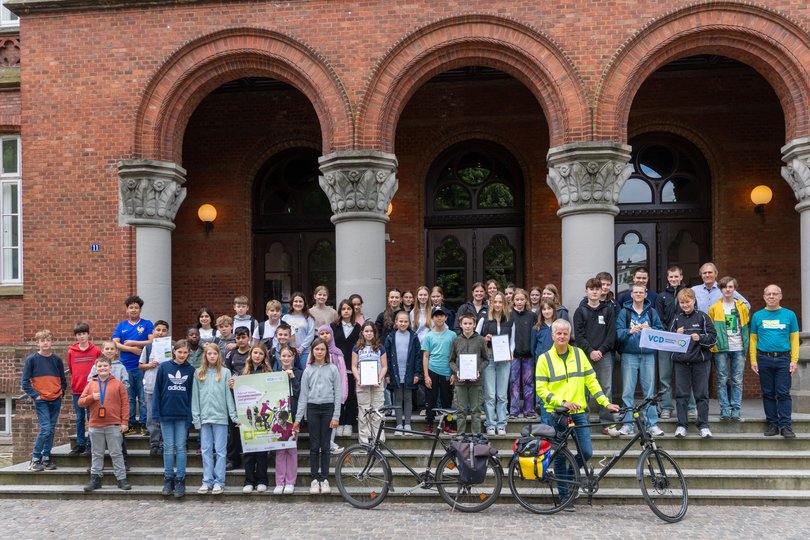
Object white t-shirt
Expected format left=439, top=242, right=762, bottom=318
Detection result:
left=723, top=301, right=743, bottom=352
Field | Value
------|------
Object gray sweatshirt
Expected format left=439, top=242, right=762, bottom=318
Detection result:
left=295, top=362, right=341, bottom=422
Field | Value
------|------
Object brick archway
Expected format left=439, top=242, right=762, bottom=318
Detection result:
left=596, top=3, right=810, bottom=142
left=356, top=14, right=588, bottom=151
left=134, top=27, right=352, bottom=162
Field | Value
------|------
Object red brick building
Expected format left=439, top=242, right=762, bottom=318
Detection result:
left=0, top=0, right=809, bottom=458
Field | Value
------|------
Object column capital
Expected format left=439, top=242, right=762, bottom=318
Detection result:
left=318, top=150, right=398, bottom=224
left=781, top=137, right=810, bottom=212
left=118, top=159, right=187, bottom=230
left=547, top=141, right=633, bottom=218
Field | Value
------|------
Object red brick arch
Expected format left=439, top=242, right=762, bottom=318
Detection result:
left=596, top=3, right=810, bottom=142
left=357, top=14, right=588, bottom=151
left=134, top=27, right=352, bottom=162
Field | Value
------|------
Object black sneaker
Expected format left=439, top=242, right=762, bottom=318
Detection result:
left=764, top=424, right=780, bottom=436
left=83, top=474, right=102, bottom=492
left=781, top=426, right=796, bottom=439
left=150, top=447, right=162, bottom=457
left=162, top=477, right=174, bottom=496
left=117, top=478, right=132, bottom=491
left=68, top=446, right=85, bottom=457
left=174, top=477, right=186, bottom=498
left=29, top=459, right=44, bottom=472
left=42, top=459, right=57, bottom=471
left=81, top=446, right=92, bottom=457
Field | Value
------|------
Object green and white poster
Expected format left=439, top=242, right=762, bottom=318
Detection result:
left=233, top=372, right=296, bottom=452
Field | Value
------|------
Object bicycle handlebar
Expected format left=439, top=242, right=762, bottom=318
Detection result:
left=616, top=388, right=667, bottom=416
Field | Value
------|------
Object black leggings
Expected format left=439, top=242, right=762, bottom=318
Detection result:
left=425, top=370, right=452, bottom=425
left=339, top=374, right=358, bottom=427
left=308, top=402, right=335, bottom=482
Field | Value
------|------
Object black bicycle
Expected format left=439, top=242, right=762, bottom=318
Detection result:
left=508, top=390, right=688, bottom=523
left=335, top=406, right=503, bottom=512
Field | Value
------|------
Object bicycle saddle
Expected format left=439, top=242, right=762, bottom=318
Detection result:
left=520, top=423, right=557, bottom=438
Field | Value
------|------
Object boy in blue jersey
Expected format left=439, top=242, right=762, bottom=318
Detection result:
left=112, top=295, right=154, bottom=436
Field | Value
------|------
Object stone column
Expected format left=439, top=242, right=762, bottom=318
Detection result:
left=118, top=159, right=187, bottom=328
left=319, top=150, right=398, bottom=317
left=781, top=137, right=810, bottom=412
left=546, top=142, right=633, bottom=314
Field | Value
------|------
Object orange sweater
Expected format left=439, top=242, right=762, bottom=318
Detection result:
left=78, top=375, right=129, bottom=428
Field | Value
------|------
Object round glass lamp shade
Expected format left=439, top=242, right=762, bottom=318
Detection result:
left=197, top=203, right=218, bottom=223
left=750, top=185, right=773, bottom=206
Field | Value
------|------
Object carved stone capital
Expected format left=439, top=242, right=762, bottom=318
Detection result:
left=781, top=137, right=810, bottom=213
left=118, top=159, right=187, bottom=230
left=318, top=150, right=398, bottom=224
left=547, top=142, right=633, bottom=218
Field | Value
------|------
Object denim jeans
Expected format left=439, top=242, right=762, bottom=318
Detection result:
left=72, top=393, right=89, bottom=447
left=553, top=412, right=592, bottom=498
left=509, top=356, right=535, bottom=416
left=483, top=358, right=510, bottom=430
left=620, top=353, right=659, bottom=428
left=33, top=397, right=62, bottom=460
left=714, top=350, right=745, bottom=414
left=160, top=420, right=189, bottom=479
left=127, top=368, right=147, bottom=426
left=200, top=423, right=228, bottom=488
left=590, top=352, right=615, bottom=423
left=757, top=353, right=793, bottom=428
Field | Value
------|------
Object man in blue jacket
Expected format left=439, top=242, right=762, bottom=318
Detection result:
left=616, top=284, right=665, bottom=437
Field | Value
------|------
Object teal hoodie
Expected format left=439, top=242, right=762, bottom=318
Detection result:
left=191, top=366, right=238, bottom=428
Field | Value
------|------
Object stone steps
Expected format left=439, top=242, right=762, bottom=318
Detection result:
left=0, top=409, right=807, bottom=505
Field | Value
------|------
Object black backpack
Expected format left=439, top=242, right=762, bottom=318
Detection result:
left=450, top=433, right=497, bottom=485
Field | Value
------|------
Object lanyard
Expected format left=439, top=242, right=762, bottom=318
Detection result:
left=98, top=378, right=109, bottom=406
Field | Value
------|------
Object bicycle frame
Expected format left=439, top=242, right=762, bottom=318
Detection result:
left=357, top=411, right=457, bottom=491
left=547, top=408, right=658, bottom=498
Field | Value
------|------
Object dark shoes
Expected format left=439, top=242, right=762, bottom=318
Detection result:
left=28, top=459, right=44, bottom=472
left=68, top=446, right=85, bottom=457
left=84, top=475, right=102, bottom=492
left=149, top=447, right=162, bottom=457
left=764, top=425, right=780, bottom=437
left=781, top=426, right=796, bottom=439
left=162, top=477, right=174, bottom=496
left=174, top=477, right=186, bottom=498
left=117, top=478, right=132, bottom=491
left=42, top=460, right=57, bottom=470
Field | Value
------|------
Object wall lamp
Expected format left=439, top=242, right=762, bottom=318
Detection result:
left=750, top=185, right=773, bottom=216
left=197, top=203, right=217, bottom=235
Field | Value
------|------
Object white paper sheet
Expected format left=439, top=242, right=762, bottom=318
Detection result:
left=359, top=360, right=378, bottom=386
left=491, top=334, right=512, bottom=362
left=459, top=353, right=478, bottom=380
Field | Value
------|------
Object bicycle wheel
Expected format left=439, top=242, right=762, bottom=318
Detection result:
left=637, top=447, right=688, bottom=523
left=435, top=452, right=503, bottom=512
left=334, top=444, right=391, bottom=509
left=508, top=446, right=579, bottom=514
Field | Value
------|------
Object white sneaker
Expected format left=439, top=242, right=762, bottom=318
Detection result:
left=283, top=484, right=295, bottom=495
left=320, top=479, right=331, bottom=494
left=394, top=424, right=403, bottom=434
left=273, top=485, right=284, bottom=495
left=496, top=428, right=506, bottom=436
left=330, top=442, right=344, bottom=453
left=659, top=410, right=671, bottom=420
left=700, top=428, right=713, bottom=439
left=197, top=484, right=210, bottom=494
left=256, top=483, right=267, bottom=493
left=404, top=424, right=412, bottom=435
left=212, top=485, right=223, bottom=495
left=647, top=425, right=665, bottom=437
left=605, top=425, right=622, bottom=438
left=675, top=426, right=687, bottom=438
left=618, top=425, right=635, bottom=436
left=486, top=427, right=496, bottom=436
left=309, top=479, right=320, bottom=494
left=242, top=485, right=254, bottom=494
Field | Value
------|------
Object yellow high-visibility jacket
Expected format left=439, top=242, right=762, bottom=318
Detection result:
left=535, top=345, right=609, bottom=412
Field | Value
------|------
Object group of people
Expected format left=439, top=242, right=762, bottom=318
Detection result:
left=19, top=262, right=800, bottom=498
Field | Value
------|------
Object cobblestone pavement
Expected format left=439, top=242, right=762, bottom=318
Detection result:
left=0, top=499, right=807, bottom=539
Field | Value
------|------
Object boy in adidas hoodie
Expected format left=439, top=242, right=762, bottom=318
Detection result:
left=153, top=339, right=195, bottom=498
